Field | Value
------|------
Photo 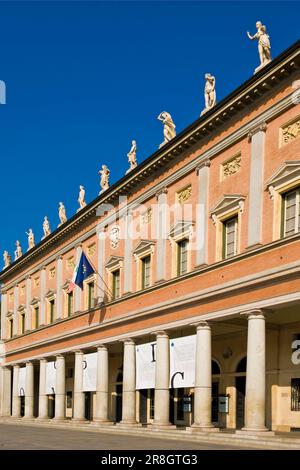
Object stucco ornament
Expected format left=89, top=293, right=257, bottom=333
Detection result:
left=26, top=229, right=35, bottom=251
left=14, top=240, right=22, bottom=260
left=58, top=202, right=67, bottom=226
left=201, top=74, right=216, bottom=116
left=110, top=226, right=120, bottom=249
left=42, top=216, right=51, bottom=239
left=3, top=250, right=11, bottom=269
left=126, top=140, right=138, bottom=174
left=157, top=111, right=176, bottom=148
left=247, top=21, right=271, bottom=72
left=99, top=165, right=110, bottom=194
left=77, top=185, right=87, bottom=211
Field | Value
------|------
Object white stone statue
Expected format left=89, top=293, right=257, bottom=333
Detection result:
left=77, top=185, right=87, bottom=212
left=58, top=202, right=67, bottom=226
left=201, top=73, right=216, bottom=116
left=26, top=229, right=35, bottom=251
left=126, top=140, right=138, bottom=174
left=42, top=216, right=51, bottom=239
left=99, top=165, right=110, bottom=194
left=247, top=21, right=271, bottom=72
left=14, top=240, right=22, bottom=260
left=157, top=111, right=176, bottom=148
left=3, top=251, right=11, bottom=269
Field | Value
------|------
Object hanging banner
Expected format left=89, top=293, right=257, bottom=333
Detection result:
left=46, top=361, right=56, bottom=395
left=136, top=342, right=156, bottom=390
left=169, top=335, right=196, bottom=388
left=83, top=352, right=97, bottom=392
left=18, top=367, right=26, bottom=396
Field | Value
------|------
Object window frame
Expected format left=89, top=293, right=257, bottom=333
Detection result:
left=222, top=215, right=239, bottom=260
left=177, top=238, right=189, bottom=276
left=111, top=269, right=121, bottom=300
left=291, top=378, right=300, bottom=412
left=281, top=186, right=300, bottom=238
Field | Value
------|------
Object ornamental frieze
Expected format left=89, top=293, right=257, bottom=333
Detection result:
left=281, top=118, right=300, bottom=145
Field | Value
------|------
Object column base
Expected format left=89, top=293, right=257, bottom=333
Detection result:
left=237, top=427, right=275, bottom=436
left=91, top=419, right=115, bottom=426
left=23, top=416, right=35, bottom=422
left=52, top=417, right=67, bottom=422
left=151, top=422, right=176, bottom=430
left=35, top=417, right=50, bottom=422
left=117, top=421, right=141, bottom=427
left=188, top=424, right=220, bottom=433
left=71, top=418, right=88, bottom=424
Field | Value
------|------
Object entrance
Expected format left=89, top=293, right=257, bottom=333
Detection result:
left=235, top=357, right=247, bottom=429
left=115, top=371, right=123, bottom=422
left=139, top=390, right=148, bottom=424
left=85, top=392, right=92, bottom=421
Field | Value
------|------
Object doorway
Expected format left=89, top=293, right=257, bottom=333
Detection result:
left=115, top=371, right=123, bottom=422
left=235, top=357, right=247, bottom=429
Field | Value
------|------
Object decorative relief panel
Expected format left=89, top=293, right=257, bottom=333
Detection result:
left=49, top=268, right=56, bottom=280
left=177, top=185, right=192, bottom=204
left=87, top=244, right=96, bottom=256
left=34, top=277, right=40, bottom=288
left=9, top=292, right=14, bottom=302
left=222, top=154, right=241, bottom=179
left=110, top=226, right=120, bottom=249
left=66, top=257, right=75, bottom=270
left=20, top=285, right=25, bottom=296
left=281, top=118, right=300, bottom=146
left=141, top=208, right=152, bottom=225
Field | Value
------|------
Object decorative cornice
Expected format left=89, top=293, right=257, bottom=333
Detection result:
left=1, top=41, right=299, bottom=283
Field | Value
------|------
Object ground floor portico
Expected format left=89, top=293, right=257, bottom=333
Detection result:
left=1, top=303, right=300, bottom=435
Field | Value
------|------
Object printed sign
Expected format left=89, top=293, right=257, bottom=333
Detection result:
left=18, top=367, right=26, bottom=396
left=83, top=352, right=97, bottom=392
left=46, top=361, right=56, bottom=395
left=136, top=342, right=156, bottom=390
left=169, top=335, right=196, bottom=388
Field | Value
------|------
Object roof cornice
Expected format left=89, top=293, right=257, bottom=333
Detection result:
left=1, top=40, right=300, bottom=282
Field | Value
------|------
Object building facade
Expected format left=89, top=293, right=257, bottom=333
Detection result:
left=1, top=40, right=300, bottom=435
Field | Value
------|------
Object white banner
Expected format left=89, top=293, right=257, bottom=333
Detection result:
left=18, top=367, right=26, bottom=396
left=169, top=335, right=196, bottom=388
left=46, top=361, right=56, bottom=395
left=136, top=342, right=156, bottom=390
left=83, top=352, right=97, bottom=392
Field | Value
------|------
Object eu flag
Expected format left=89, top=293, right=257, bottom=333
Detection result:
left=75, top=252, right=95, bottom=289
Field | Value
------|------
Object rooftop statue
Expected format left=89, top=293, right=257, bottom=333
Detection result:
left=26, top=228, right=35, bottom=251
left=201, top=73, right=216, bottom=116
left=42, top=216, right=51, bottom=239
left=3, top=250, right=11, bottom=269
left=247, top=21, right=271, bottom=73
left=14, top=240, right=22, bottom=260
left=99, top=165, right=110, bottom=194
left=58, top=202, right=67, bottom=227
left=77, top=185, right=87, bottom=212
left=126, top=140, right=137, bottom=174
left=157, top=111, right=176, bottom=148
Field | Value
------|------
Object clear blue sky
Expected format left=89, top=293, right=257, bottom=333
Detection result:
left=0, top=1, right=299, bottom=260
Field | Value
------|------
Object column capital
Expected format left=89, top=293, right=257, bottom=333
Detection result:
left=191, top=320, right=211, bottom=331
left=240, top=308, right=265, bottom=320
left=74, top=350, right=84, bottom=355
left=247, top=122, right=267, bottom=142
left=196, top=159, right=211, bottom=173
left=155, top=187, right=168, bottom=200
left=56, top=354, right=65, bottom=359
left=39, top=358, right=47, bottom=363
left=120, top=338, right=135, bottom=345
left=96, top=344, right=109, bottom=351
left=152, top=330, right=169, bottom=338
left=13, top=363, right=21, bottom=369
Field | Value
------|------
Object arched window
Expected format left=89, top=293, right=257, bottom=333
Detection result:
left=212, top=360, right=221, bottom=374
left=236, top=356, right=247, bottom=373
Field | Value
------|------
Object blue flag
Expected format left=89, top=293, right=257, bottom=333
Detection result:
left=75, top=252, right=95, bottom=289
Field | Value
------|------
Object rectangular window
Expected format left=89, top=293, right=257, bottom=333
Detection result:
left=67, top=292, right=74, bottom=317
left=20, top=313, right=25, bottom=334
left=141, top=255, right=151, bottom=289
left=223, top=216, right=238, bottom=259
left=291, top=378, right=300, bottom=411
left=34, top=306, right=39, bottom=329
left=49, top=299, right=55, bottom=324
left=283, top=188, right=300, bottom=237
left=9, top=318, right=13, bottom=338
left=177, top=239, right=189, bottom=276
left=88, top=282, right=95, bottom=309
left=112, top=270, right=120, bottom=300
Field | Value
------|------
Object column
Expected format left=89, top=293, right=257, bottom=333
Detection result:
left=123, top=213, right=133, bottom=294
left=156, top=188, right=168, bottom=282
left=191, top=322, right=219, bottom=431
left=94, top=345, right=111, bottom=423
left=96, top=230, right=105, bottom=304
left=38, top=358, right=48, bottom=420
left=247, top=123, right=267, bottom=248
left=1, top=293, right=7, bottom=340
left=12, top=365, right=21, bottom=418
left=54, top=355, right=65, bottom=420
left=24, top=362, right=34, bottom=419
left=75, top=245, right=82, bottom=312
left=153, top=331, right=171, bottom=427
left=25, top=276, right=32, bottom=332
left=0, top=367, right=11, bottom=417
left=195, top=160, right=210, bottom=266
left=13, top=285, right=19, bottom=336
left=73, top=350, right=85, bottom=421
left=56, top=257, right=63, bottom=319
left=40, top=268, right=46, bottom=325
left=120, top=339, right=137, bottom=425
left=241, top=310, right=268, bottom=433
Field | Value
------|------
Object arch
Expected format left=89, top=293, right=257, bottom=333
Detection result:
left=236, top=356, right=247, bottom=373
left=212, top=359, right=221, bottom=374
